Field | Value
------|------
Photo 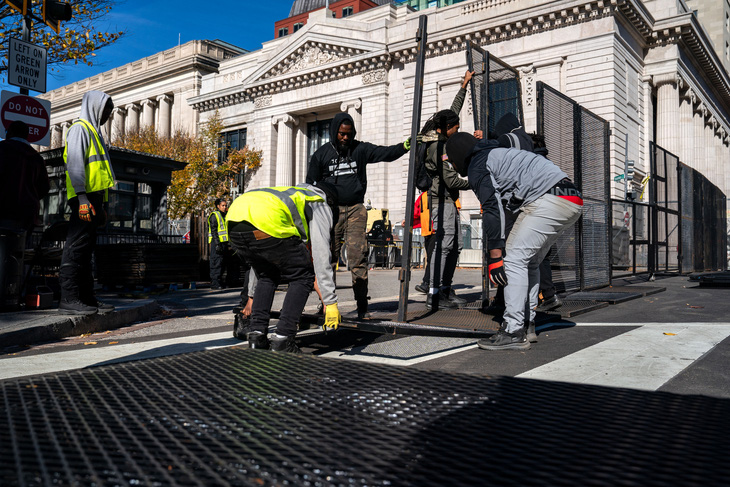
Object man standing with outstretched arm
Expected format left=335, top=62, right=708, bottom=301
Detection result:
left=306, top=113, right=411, bottom=319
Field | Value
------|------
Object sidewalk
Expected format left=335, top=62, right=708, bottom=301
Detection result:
left=1, top=268, right=727, bottom=353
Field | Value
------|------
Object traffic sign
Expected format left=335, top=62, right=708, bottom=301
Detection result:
left=4, top=0, right=29, bottom=16
left=8, top=37, right=47, bottom=93
left=614, top=174, right=625, bottom=182
left=0, top=90, right=52, bottom=146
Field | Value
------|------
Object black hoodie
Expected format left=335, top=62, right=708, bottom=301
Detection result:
left=306, top=112, right=407, bottom=206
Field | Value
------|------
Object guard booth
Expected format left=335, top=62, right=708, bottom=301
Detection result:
left=23, top=147, right=195, bottom=297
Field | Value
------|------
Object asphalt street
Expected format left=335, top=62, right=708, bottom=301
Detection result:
left=2, top=269, right=729, bottom=399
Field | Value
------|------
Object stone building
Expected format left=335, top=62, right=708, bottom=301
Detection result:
left=42, top=0, right=730, bottom=232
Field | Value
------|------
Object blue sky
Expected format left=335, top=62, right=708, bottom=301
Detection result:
left=3, top=0, right=296, bottom=93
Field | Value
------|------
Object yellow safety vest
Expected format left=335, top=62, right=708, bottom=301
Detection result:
left=226, top=186, right=325, bottom=242
left=63, top=119, right=115, bottom=202
left=208, top=210, right=229, bottom=243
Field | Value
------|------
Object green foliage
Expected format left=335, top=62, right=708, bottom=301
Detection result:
left=0, top=1, right=125, bottom=78
left=114, top=112, right=262, bottom=219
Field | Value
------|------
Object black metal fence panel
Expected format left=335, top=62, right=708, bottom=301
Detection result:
left=650, top=144, right=681, bottom=274
left=536, top=82, right=611, bottom=292
left=679, top=161, right=728, bottom=272
left=466, top=44, right=523, bottom=137
left=611, top=200, right=651, bottom=277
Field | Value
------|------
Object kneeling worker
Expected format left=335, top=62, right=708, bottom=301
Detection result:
left=226, top=182, right=341, bottom=353
left=446, top=132, right=583, bottom=350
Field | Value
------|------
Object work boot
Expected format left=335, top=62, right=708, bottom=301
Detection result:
left=270, top=335, right=302, bottom=353
left=356, top=299, right=371, bottom=319
left=526, top=321, right=538, bottom=343
left=414, top=282, right=429, bottom=294
left=536, top=294, right=562, bottom=312
left=82, top=298, right=114, bottom=314
left=442, top=286, right=467, bottom=306
left=59, top=299, right=98, bottom=316
left=477, top=327, right=530, bottom=351
left=426, top=290, right=459, bottom=311
left=246, top=331, right=270, bottom=349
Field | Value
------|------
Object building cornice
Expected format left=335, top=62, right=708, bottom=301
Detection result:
left=190, top=0, right=730, bottom=115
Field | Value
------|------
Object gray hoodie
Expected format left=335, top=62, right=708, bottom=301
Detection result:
left=65, top=90, right=115, bottom=197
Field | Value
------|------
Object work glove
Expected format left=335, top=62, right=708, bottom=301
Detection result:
left=403, top=137, right=412, bottom=151
left=487, top=256, right=508, bottom=287
left=323, top=303, right=341, bottom=331
left=77, top=194, right=96, bottom=222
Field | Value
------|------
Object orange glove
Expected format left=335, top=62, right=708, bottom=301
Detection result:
left=77, top=194, right=96, bottom=222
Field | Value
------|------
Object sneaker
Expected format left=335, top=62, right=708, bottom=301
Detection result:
left=58, top=299, right=98, bottom=316
left=270, top=335, right=302, bottom=353
left=536, top=295, right=562, bottom=312
left=442, top=287, right=467, bottom=305
left=246, top=331, right=270, bottom=349
left=477, top=329, right=530, bottom=350
left=526, top=321, right=537, bottom=343
left=94, top=300, right=115, bottom=314
left=426, top=291, right=459, bottom=311
left=414, top=283, right=429, bottom=294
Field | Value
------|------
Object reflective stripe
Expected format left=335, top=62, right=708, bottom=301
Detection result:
left=208, top=211, right=229, bottom=243
left=252, top=187, right=320, bottom=241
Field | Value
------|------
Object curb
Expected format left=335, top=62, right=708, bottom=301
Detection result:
left=0, top=301, right=160, bottom=350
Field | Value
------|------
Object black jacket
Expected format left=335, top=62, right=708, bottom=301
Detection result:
left=306, top=112, right=407, bottom=206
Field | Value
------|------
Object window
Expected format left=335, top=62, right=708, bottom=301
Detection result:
left=428, top=0, right=438, bottom=7
left=293, top=22, right=304, bottom=33
left=342, top=6, right=353, bottom=17
left=626, top=63, right=639, bottom=110
left=278, top=27, right=288, bottom=38
left=219, top=129, right=247, bottom=164
left=307, top=119, right=332, bottom=163
left=107, top=181, right=154, bottom=232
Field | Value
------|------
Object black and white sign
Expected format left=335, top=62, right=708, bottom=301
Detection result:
left=0, top=90, right=52, bottom=146
left=8, top=37, right=47, bottom=93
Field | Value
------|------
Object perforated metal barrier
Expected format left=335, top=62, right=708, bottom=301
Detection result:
left=466, top=43, right=523, bottom=137
left=3, top=347, right=730, bottom=486
left=537, top=82, right=611, bottom=292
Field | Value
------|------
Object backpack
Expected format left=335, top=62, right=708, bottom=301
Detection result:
left=414, top=141, right=432, bottom=192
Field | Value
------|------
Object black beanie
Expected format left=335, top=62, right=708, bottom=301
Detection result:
left=494, top=113, right=533, bottom=152
left=445, top=132, right=478, bottom=177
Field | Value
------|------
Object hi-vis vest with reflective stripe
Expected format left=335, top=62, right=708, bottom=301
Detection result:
left=226, top=186, right=325, bottom=242
left=63, top=119, right=115, bottom=201
left=208, top=211, right=229, bottom=243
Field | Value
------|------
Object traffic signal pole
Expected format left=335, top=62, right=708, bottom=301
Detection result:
left=19, top=13, right=31, bottom=95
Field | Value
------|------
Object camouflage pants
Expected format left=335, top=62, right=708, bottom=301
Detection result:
left=333, top=203, right=368, bottom=301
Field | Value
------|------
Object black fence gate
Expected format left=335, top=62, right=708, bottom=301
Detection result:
left=650, top=143, right=681, bottom=274
left=466, top=43, right=523, bottom=137
left=536, top=82, right=611, bottom=292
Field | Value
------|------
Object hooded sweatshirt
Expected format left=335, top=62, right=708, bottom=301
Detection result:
left=306, top=112, right=407, bottom=206
left=467, top=138, right=568, bottom=249
left=65, top=90, right=115, bottom=198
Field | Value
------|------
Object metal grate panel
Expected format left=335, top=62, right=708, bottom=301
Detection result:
left=4, top=348, right=729, bottom=486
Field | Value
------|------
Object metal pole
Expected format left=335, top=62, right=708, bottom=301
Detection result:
left=397, top=14, right=428, bottom=323
left=20, top=14, right=31, bottom=95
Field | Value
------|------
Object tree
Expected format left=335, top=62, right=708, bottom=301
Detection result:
left=0, top=1, right=125, bottom=78
left=114, top=112, right=263, bottom=219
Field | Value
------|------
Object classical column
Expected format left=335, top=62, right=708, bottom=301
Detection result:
left=61, top=122, right=71, bottom=147
left=102, top=118, right=112, bottom=143
left=716, top=127, right=727, bottom=193
left=156, top=94, right=173, bottom=138
left=111, top=107, right=126, bottom=143
left=340, top=99, right=362, bottom=134
left=693, top=104, right=707, bottom=178
left=679, top=89, right=695, bottom=168
left=272, top=114, right=299, bottom=187
left=642, top=75, right=654, bottom=179
left=653, top=73, right=680, bottom=156
left=141, top=99, right=157, bottom=129
left=51, top=125, right=63, bottom=149
left=125, top=104, right=141, bottom=134
left=705, top=117, right=716, bottom=185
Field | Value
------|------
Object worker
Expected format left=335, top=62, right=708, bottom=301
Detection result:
left=226, top=182, right=341, bottom=353
left=306, top=113, right=411, bottom=319
left=445, top=132, right=583, bottom=350
left=58, top=90, right=115, bottom=315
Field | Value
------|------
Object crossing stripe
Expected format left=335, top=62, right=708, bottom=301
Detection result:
left=518, top=323, right=730, bottom=390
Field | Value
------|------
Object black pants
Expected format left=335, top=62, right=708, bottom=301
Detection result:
left=209, top=242, right=224, bottom=287
left=59, top=192, right=104, bottom=303
left=420, top=233, right=435, bottom=287
left=229, top=222, right=314, bottom=337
